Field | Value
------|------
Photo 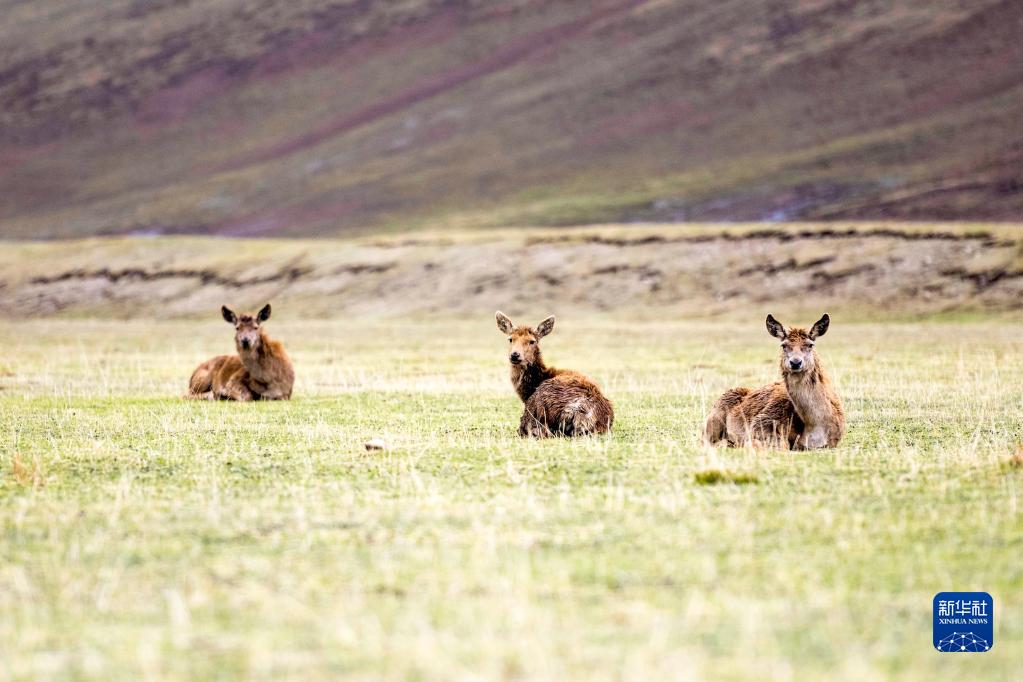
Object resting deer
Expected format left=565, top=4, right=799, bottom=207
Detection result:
left=704, top=314, right=845, bottom=449
left=186, top=304, right=294, bottom=401
left=495, top=311, right=613, bottom=437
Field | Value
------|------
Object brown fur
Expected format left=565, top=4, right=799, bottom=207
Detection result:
left=704, top=314, right=844, bottom=449
left=496, top=312, right=613, bottom=437
left=185, top=304, right=294, bottom=401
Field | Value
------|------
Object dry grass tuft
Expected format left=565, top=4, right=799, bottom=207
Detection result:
left=11, top=452, right=44, bottom=488
left=1005, top=448, right=1023, bottom=469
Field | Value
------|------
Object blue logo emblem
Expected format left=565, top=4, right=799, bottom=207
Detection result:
left=933, top=592, right=993, bottom=652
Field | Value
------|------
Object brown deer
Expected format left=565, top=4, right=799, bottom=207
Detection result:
left=186, top=304, right=294, bottom=401
left=495, top=312, right=613, bottom=437
left=704, top=314, right=845, bottom=449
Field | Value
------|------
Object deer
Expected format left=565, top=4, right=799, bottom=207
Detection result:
left=495, top=311, right=613, bottom=437
left=704, top=314, right=845, bottom=450
left=185, top=303, right=294, bottom=401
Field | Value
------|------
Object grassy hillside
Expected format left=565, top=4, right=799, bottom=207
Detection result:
left=1, top=0, right=1022, bottom=239
left=2, top=316, right=1022, bottom=679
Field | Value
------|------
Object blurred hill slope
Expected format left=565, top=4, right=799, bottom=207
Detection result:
left=1, top=0, right=1021, bottom=239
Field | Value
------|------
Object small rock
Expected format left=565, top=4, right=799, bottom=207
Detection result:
left=364, top=438, right=387, bottom=451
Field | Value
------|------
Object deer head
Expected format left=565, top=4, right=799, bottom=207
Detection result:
left=766, top=313, right=830, bottom=374
left=222, top=303, right=271, bottom=353
left=496, top=311, right=555, bottom=367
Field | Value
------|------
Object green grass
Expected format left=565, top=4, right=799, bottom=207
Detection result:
left=1, top=316, right=1022, bottom=680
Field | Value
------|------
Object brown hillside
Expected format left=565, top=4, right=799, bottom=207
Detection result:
left=1, top=1, right=1021, bottom=238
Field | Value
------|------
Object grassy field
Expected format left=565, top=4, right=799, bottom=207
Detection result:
left=1, top=314, right=1021, bottom=680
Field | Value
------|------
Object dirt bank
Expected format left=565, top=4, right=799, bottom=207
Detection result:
left=2, top=223, right=1021, bottom=318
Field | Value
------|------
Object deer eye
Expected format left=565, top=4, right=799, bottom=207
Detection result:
left=507, top=337, right=512, bottom=342
left=529, top=340, right=536, bottom=345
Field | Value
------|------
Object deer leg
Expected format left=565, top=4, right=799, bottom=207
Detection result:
left=518, top=411, right=533, bottom=437
left=218, top=372, right=255, bottom=402
left=802, top=426, right=828, bottom=450
left=519, top=408, right=553, bottom=438
left=703, top=405, right=729, bottom=446
left=254, top=385, right=289, bottom=401
left=749, top=417, right=791, bottom=450
left=187, top=358, right=219, bottom=398
left=726, top=412, right=753, bottom=449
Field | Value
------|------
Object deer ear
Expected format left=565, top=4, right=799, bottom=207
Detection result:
left=496, top=311, right=514, bottom=334
left=766, top=314, right=787, bottom=340
left=222, top=306, right=237, bottom=324
left=257, top=303, right=271, bottom=322
left=809, top=313, right=830, bottom=339
left=536, top=315, right=556, bottom=339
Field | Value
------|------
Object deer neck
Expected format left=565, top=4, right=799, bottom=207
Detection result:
left=240, top=331, right=274, bottom=379
left=510, top=356, right=554, bottom=403
left=783, top=358, right=833, bottom=427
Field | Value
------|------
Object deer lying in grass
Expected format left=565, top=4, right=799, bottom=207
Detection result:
left=495, top=312, right=613, bottom=437
left=186, top=304, right=294, bottom=401
left=704, top=314, right=845, bottom=449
